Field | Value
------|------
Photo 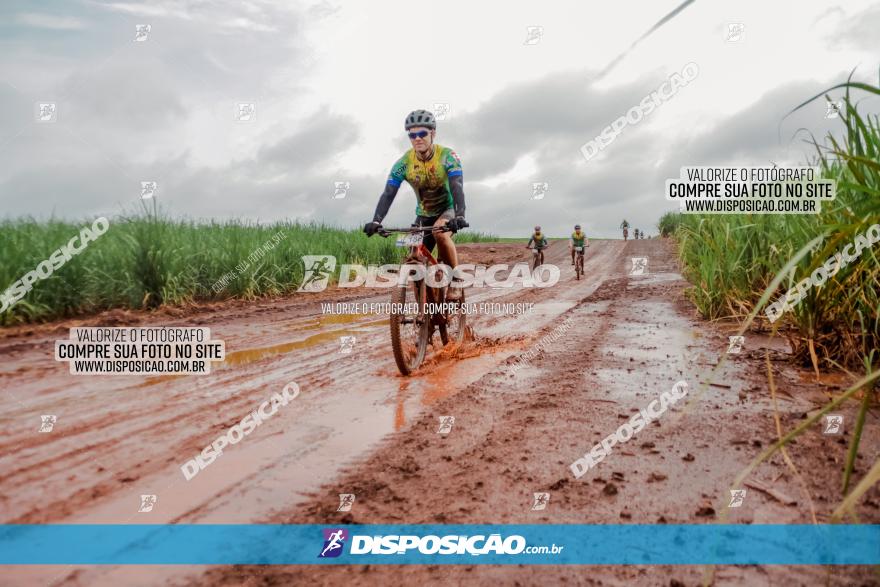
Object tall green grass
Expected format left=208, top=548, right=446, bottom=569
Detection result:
left=0, top=202, right=498, bottom=324
left=674, top=79, right=880, bottom=520
left=674, top=81, right=880, bottom=372
left=657, top=211, right=682, bottom=237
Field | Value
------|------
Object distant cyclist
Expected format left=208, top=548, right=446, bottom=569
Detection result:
left=620, top=219, right=630, bottom=241
left=569, top=224, right=589, bottom=265
left=363, top=109, right=468, bottom=300
left=526, top=225, right=548, bottom=251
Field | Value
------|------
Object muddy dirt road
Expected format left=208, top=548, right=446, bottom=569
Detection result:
left=2, top=239, right=878, bottom=586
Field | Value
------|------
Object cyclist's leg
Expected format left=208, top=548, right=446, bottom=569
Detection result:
left=432, top=209, right=461, bottom=299
left=432, top=208, right=457, bottom=268
left=415, top=214, right=440, bottom=254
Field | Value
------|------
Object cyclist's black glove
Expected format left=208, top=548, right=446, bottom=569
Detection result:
left=447, top=217, right=469, bottom=233
left=364, top=221, right=382, bottom=237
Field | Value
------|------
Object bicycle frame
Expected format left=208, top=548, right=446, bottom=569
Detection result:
left=381, top=225, right=454, bottom=302
left=381, top=226, right=446, bottom=264
left=379, top=225, right=466, bottom=374
left=404, top=241, right=440, bottom=267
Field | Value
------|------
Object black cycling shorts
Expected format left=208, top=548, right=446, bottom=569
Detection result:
left=413, top=208, right=454, bottom=254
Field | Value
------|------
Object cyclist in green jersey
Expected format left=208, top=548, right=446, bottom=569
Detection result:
left=569, top=224, right=589, bottom=265
left=526, top=225, right=548, bottom=250
left=364, top=109, right=468, bottom=300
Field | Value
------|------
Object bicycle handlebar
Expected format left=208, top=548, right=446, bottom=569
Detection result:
left=378, top=226, right=452, bottom=238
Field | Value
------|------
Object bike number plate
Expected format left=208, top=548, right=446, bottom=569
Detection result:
left=575, top=247, right=583, bottom=252
left=396, top=233, right=423, bottom=247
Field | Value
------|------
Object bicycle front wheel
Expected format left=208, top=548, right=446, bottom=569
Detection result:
left=532, top=251, right=543, bottom=271
left=439, top=287, right=466, bottom=346
left=390, top=278, right=429, bottom=375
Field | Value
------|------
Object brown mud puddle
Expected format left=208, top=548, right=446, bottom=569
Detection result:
left=190, top=239, right=880, bottom=587
left=4, top=239, right=878, bottom=587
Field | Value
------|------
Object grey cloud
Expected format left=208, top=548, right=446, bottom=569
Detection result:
left=826, top=4, right=880, bottom=52
left=16, top=13, right=88, bottom=30
left=3, top=1, right=877, bottom=242
left=0, top=106, right=369, bottom=225
left=669, top=75, right=879, bottom=172
left=436, top=71, right=874, bottom=238
left=444, top=69, right=664, bottom=181
left=257, top=110, right=359, bottom=174
left=0, top=0, right=327, bottom=221
left=59, top=57, right=187, bottom=132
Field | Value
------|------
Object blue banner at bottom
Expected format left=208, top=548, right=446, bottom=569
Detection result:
left=1, top=524, right=877, bottom=565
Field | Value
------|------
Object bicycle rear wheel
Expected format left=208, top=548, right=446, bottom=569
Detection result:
left=390, top=278, right=429, bottom=375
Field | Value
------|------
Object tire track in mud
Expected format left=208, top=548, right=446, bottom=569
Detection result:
left=0, top=239, right=621, bottom=585
left=192, top=238, right=880, bottom=587
left=4, top=238, right=877, bottom=586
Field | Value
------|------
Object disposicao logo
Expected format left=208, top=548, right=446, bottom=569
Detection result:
left=297, top=257, right=560, bottom=292
left=317, top=529, right=563, bottom=557
left=319, top=528, right=348, bottom=558
left=298, top=255, right=337, bottom=292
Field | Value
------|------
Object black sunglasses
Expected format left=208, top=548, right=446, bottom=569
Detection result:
left=407, top=130, right=430, bottom=140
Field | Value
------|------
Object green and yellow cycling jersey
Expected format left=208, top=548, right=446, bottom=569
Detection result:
left=571, top=231, right=586, bottom=247
left=528, top=232, right=548, bottom=248
left=387, top=144, right=463, bottom=217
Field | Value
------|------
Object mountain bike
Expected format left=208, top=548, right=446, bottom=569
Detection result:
left=378, top=225, right=467, bottom=375
left=623, top=227, right=628, bottom=241
left=574, top=246, right=585, bottom=280
left=527, top=246, right=545, bottom=271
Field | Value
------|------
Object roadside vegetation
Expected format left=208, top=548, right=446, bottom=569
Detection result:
left=657, top=211, right=681, bottom=237
left=670, top=81, right=879, bottom=374
left=0, top=203, right=496, bottom=325
left=666, top=79, right=880, bottom=516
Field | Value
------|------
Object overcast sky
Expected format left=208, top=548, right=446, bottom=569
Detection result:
left=1, top=0, right=878, bottom=237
